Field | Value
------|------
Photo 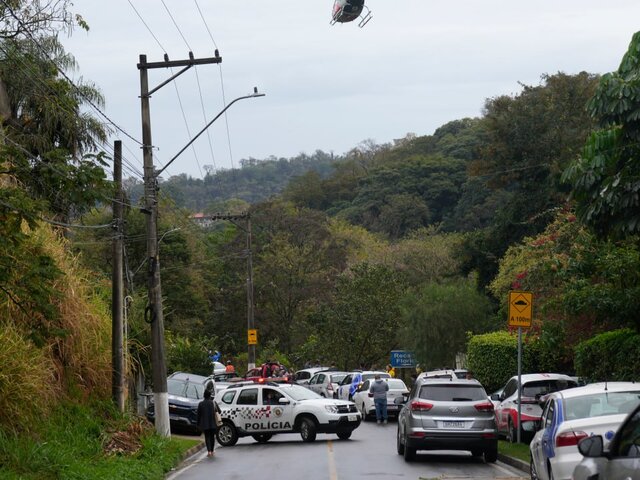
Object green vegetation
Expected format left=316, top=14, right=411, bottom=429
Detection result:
left=575, top=329, right=640, bottom=383
left=498, top=440, right=531, bottom=463
left=0, top=401, right=199, bottom=480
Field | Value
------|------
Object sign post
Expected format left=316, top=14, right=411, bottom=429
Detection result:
left=247, top=329, right=258, bottom=346
left=508, top=291, right=533, bottom=444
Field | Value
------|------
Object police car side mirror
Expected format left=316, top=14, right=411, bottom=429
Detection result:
left=278, top=397, right=290, bottom=405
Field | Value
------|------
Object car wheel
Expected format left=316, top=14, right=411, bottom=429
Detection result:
left=299, top=417, right=317, bottom=443
left=396, top=426, right=405, bottom=455
left=403, top=434, right=416, bottom=461
left=216, top=421, right=238, bottom=447
left=484, top=442, right=498, bottom=463
left=320, top=393, right=326, bottom=397
left=251, top=433, right=272, bottom=443
left=507, top=419, right=518, bottom=443
left=336, top=429, right=352, bottom=440
left=530, top=457, right=540, bottom=480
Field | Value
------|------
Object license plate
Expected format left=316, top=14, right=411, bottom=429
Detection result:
left=348, top=415, right=358, bottom=422
left=442, top=421, right=465, bottom=428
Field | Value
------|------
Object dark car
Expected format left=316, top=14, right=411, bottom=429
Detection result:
left=396, top=377, right=498, bottom=462
left=146, top=371, right=215, bottom=434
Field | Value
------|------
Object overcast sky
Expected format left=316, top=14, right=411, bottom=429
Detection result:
left=61, top=1, right=640, bottom=180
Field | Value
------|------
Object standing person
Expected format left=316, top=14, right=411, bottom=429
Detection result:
left=386, top=364, right=396, bottom=378
left=369, top=374, right=389, bottom=424
left=197, top=389, right=220, bottom=457
left=225, top=360, right=235, bottom=373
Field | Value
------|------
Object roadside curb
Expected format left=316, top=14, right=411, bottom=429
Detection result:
left=498, top=454, right=529, bottom=474
left=180, top=441, right=206, bottom=462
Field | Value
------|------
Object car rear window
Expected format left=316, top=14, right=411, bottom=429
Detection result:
left=362, top=373, right=391, bottom=381
left=331, top=373, right=347, bottom=383
left=564, top=392, right=640, bottom=420
left=419, top=384, right=487, bottom=401
left=522, top=379, right=577, bottom=398
left=387, top=379, right=406, bottom=390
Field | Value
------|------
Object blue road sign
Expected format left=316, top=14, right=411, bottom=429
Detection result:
left=390, top=350, right=416, bottom=368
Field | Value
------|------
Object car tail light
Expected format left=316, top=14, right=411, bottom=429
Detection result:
left=474, top=402, right=494, bottom=412
left=327, top=383, right=334, bottom=392
left=410, top=400, right=433, bottom=412
left=556, top=430, right=588, bottom=447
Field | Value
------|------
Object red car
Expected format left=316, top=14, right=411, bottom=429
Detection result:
left=233, top=362, right=293, bottom=384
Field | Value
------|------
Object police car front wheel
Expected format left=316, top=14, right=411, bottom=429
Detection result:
left=299, top=417, right=317, bottom=443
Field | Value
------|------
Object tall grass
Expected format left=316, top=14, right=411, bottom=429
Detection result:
left=0, top=223, right=112, bottom=432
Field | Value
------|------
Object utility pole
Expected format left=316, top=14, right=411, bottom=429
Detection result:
left=138, top=51, right=268, bottom=437
left=246, top=214, right=255, bottom=370
left=112, top=140, right=125, bottom=412
left=198, top=213, right=255, bottom=370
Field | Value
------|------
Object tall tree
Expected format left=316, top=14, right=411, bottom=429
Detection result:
left=563, top=31, right=640, bottom=238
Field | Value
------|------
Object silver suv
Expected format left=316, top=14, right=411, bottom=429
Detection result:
left=396, top=378, right=498, bottom=462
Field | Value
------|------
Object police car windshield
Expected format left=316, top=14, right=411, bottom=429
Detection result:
left=281, top=384, right=322, bottom=401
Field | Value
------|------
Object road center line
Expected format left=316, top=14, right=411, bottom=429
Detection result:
left=327, top=440, right=338, bottom=480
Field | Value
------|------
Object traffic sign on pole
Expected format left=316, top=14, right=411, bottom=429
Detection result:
left=248, top=329, right=258, bottom=345
left=508, top=291, right=533, bottom=328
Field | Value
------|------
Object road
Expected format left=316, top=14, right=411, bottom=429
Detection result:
left=168, top=419, right=526, bottom=480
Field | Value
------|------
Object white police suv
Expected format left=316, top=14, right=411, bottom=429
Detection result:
left=215, top=382, right=361, bottom=445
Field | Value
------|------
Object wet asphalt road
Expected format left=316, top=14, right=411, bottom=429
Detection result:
left=167, top=418, right=527, bottom=480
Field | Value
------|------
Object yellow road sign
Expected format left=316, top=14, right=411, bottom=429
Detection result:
left=508, top=291, right=533, bottom=328
left=248, top=329, right=258, bottom=345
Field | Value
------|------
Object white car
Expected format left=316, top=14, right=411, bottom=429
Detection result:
left=352, top=378, right=409, bottom=419
left=528, top=382, right=640, bottom=480
left=293, top=366, right=331, bottom=385
left=417, top=369, right=456, bottom=381
left=336, top=371, right=391, bottom=400
left=215, top=382, right=362, bottom=445
left=573, top=402, right=640, bottom=480
left=493, top=373, right=577, bottom=442
left=307, top=371, right=348, bottom=398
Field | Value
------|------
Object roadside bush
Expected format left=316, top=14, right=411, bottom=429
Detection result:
left=467, top=331, right=540, bottom=393
left=574, top=329, right=640, bottom=383
left=165, top=333, right=217, bottom=377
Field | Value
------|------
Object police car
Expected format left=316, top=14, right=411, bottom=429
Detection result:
left=215, top=382, right=361, bottom=445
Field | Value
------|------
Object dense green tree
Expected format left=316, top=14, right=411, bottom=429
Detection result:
left=317, top=263, right=406, bottom=370
left=400, top=278, right=495, bottom=369
left=563, top=32, right=640, bottom=238
left=461, top=72, right=600, bottom=289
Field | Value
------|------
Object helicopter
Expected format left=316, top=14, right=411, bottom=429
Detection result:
left=330, top=0, right=372, bottom=28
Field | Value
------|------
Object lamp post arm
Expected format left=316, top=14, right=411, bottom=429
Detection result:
left=155, top=92, right=266, bottom=177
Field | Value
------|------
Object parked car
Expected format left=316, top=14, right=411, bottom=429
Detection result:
left=529, top=382, right=640, bottom=480
left=215, top=382, right=361, bottom=445
left=293, top=366, right=332, bottom=385
left=336, top=371, right=391, bottom=401
left=493, top=373, right=577, bottom=442
left=396, top=377, right=497, bottom=462
left=307, top=370, right=348, bottom=398
left=352, top=378, right=409, bottom=419
left=146, top=371, right=215, bottom=434
left=573, top=402, right=640, bottom=480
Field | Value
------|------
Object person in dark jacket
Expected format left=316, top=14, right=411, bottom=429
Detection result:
left=197, top=389, right=221, bottom=457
